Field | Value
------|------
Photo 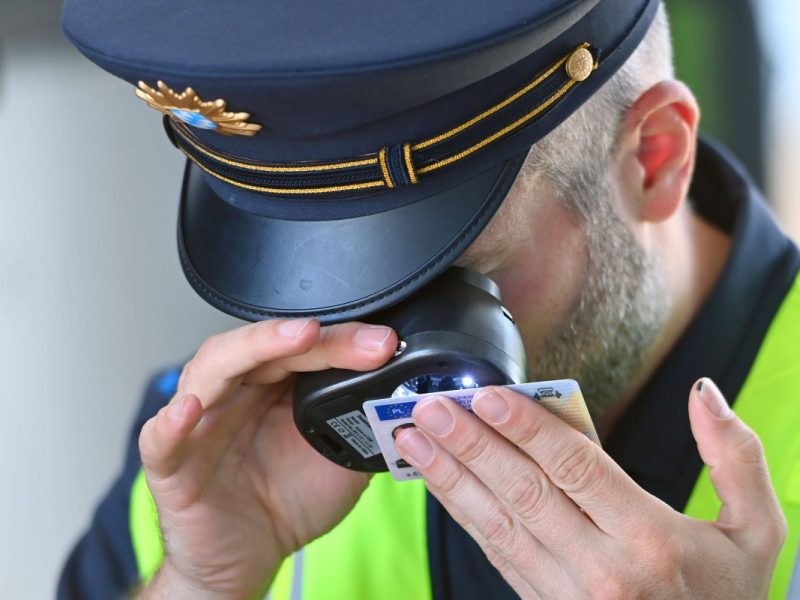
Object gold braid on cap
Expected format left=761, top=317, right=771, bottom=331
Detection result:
left=158, top=43, right=598, bottom=196
left=135, top=81, right=261, bottom=137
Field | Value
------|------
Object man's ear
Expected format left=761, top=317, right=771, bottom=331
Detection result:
left=615, top=80, right=700, bottom=223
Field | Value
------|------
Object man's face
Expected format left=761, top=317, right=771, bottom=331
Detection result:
left=457, top=155, right=669, bottom=418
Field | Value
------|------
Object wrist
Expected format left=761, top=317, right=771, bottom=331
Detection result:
left=136, top=560, right=248, bottom=600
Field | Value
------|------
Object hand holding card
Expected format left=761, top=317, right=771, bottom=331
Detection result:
left=364, top=380, right=598, bottom=481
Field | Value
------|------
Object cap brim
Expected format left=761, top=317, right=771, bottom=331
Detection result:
left=178, top=152, right=525, bottom=324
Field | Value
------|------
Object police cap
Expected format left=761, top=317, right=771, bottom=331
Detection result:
left=62, top=0, right=659, bottom=323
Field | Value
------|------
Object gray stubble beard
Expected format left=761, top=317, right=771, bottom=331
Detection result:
left=530, top=171, right=670, bottom=420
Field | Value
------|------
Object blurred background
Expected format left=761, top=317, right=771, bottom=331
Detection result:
left=0, top=1, right=798, bottom=597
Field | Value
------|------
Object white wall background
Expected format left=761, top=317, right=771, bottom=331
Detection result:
left=0, top=7, right=240, bottom=599
left=0, top=2, right=798, bottom=599
left=761, top=0, right=800, bottom=242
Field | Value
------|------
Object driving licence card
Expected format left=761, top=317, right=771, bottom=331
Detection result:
left=363, top=380, right=599, bottom=481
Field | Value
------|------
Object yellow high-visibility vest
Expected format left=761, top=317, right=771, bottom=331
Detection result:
left=130, top=275, right=800, bottom=599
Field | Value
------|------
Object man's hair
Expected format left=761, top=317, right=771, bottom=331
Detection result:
left=514, top=4, right=677, bottom=415
left=524, top=3, right=674, bottom=195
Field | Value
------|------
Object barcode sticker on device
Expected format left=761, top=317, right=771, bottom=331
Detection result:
left=325, top=410, right=381, bottom=458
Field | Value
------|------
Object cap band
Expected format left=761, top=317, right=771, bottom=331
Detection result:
left=165, top=43, right=596, bottom=198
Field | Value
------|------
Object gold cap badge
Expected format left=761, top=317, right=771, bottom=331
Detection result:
left=135, top=81, right=261, bottom=137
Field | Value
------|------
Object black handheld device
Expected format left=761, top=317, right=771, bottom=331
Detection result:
left=293, top=267, right=527, bottom=472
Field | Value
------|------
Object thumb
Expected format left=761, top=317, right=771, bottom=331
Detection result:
left=688, top=378, right=785, bottom=551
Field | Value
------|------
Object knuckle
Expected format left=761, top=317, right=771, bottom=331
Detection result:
left=641, top=532, right=686, bottom=585
left=505, top=475, right=548, bottom=521
left=653, top=533, right=684, bottom=568
left=754, top=513, right=788, bottom=558
left=590, top=572, right=632, bottom=600
left=243, top=322, right=265, bottom=347
left=581, top=562, right=639, bottom=600
left=244, top=323, right=280, bottom=361
left=317, top=324, right=341, bottom=352
left=552, top=443, right=605, bottom=494
left=772, top=513, right=789, bottom=547
left=177, top=360, right=197, bottom=393
left=731, top=428, right=765, bottom=465
left=137, top=416, right=159, bottom=463
left=580, top=531, right=688, bottom=600
left=513, top=416, right=547, bottom=451
left=454, top=429, right=492, bottom=465
left=436, top=464, right=469, bottom=497
left=482, top=507, right=518, bottom=553
left=195, top=335, right=221, bottom=363
left=445, top=507, right=471, bottom=531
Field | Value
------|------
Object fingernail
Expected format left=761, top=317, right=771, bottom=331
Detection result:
left=278, top=318, right=312, bottom=338
left=354, top=325, right=392, bottom=351
left=396, top=428, right=435, bottom=467
left=166, top=396, right=186, bottom=421
left=697, top=378, right=732, bottom=419
left=414, top=397, right=454, bottom=436
left=473, top=389, right=510, bottom=424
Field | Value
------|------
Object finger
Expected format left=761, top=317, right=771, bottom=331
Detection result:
left=139, top=394, right=203, bottom=481
left=181, top=320, right=397, bottom=407
left=419, top=488, right=541, bottom=598
left=243, top=322, right=397, bottom=384
left=480, top=544, right=543, bottom=600
left=471, top=386, right=656, bottom=534
left=444, top=500, right=544, bottom=600
left=178, top=318, right=321, bottom=403
left=395, top=427, right=573, bottom=599
left=688, top=378, right=787, bottom=554
left=200, top=322, right=396, bottom=448
left=411, top=395, right=602, bottom=560
left=185, top=383, right=270, bottom=459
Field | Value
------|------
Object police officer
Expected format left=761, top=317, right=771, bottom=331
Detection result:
left=59, top=0, right=800, bottom=598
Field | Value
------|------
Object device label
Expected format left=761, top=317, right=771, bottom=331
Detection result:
left=326, top=410, right=381, bottom=459
left=363, top=380, right=599, bottom=481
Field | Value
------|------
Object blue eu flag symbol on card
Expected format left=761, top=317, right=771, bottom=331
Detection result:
left=375, top=401, right=416, bottom=421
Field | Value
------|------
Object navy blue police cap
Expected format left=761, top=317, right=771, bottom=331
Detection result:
left=63, top=0, right=659, bottom=324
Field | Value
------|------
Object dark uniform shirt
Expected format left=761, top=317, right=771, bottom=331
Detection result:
left=427, top=138, right=800, bottom=599
left=58, top=139, right=800, bottom=600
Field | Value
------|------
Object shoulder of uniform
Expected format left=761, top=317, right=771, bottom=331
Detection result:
left=146, top=366, right=182, bottom=400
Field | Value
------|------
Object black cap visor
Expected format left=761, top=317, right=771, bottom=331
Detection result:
left=178, top=152, right=525, bottom=324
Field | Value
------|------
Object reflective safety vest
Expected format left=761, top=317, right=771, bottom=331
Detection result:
left=130, top=275, right=800, bottom=599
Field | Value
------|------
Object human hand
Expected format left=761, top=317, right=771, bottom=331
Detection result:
left=137, top=319, right=397, bottom=599
left=395, top=379, right=786, bottom=599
